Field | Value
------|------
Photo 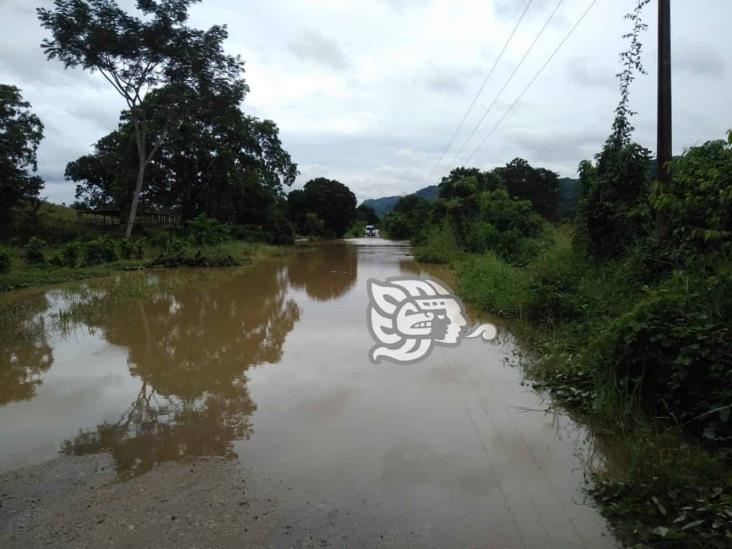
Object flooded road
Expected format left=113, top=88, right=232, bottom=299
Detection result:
left=0, top=239, right=615, bottom=547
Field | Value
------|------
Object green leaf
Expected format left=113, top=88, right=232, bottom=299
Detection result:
left=681, top=520, right=704, bottom=531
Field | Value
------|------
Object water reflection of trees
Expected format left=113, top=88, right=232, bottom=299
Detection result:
left=288, top=243, right=357, bottom=301
left=61, top=264, right=300, bottom=478
left=0, top=293, right=54, bottom=406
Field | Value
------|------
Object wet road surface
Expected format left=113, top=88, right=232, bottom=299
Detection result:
left=0, top=239, right=615, bottom=547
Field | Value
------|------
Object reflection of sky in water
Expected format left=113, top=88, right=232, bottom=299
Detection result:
left=0, top=239, right=614, bottom=547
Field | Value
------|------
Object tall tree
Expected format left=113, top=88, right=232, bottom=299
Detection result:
left=66, top=83, right=297, bottom=232
left=493, top=158, right=560, bottom=220
left=0, top=84, right=44, bottom=226
left=287, top=178, right=356, bottom=237
left=38, top=0, right=244, bottom=237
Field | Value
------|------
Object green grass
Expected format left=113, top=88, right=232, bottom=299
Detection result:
left=0, top=240, right=292, bottom=292
left=416, top=223, right=732, bottom=547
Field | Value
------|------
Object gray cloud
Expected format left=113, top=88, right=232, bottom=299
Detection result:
left=420, top=65, right=481, bottom=95
left=506, top=127, right=606, bottom=166
left=566, top=57, right=616, bottom=89
left=675, top=42, right=726, bottom=78
left=288, top=31, right=348, bottom=71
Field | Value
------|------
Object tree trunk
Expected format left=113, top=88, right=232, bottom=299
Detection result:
left=126, top=120, right=147, bottom=239
left=125, top=158, right=146, bottom=239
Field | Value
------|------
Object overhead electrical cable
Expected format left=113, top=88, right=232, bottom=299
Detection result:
left=442, top=0, right=565, bottom=175
left=463, top=0, right=599, bottom=166
left=422, top=0, right=535, bottom=186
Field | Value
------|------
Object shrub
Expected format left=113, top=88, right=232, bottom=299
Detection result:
left=186, top=214, right=231, bottom=246
left=83, top=236, right=119, bottom=265
left=61, top=241, right=82, bottom=267
left=266, top=209, right=295, bottom=245
left=116, top=237, right=144, bottom=260
left=651, top=135, right=732, bottom=255
left=23, top=237, right=47, bottom=265
left=526, top=243, right=584, bottom=323
left=381, top=212, right=412, bottom=240
left=457, top=253, right=532, bottom=318
left=458, top=189, right=542, bottom=262
left=413, top=225, right=462, bottom=264
left=0, top=248, right=11, bottom=273
left=589, top=269, right=732, bottom=445
left=575, top=141, right=651, bottom=258
left=344, top=222, right=364, bottom=238
left=230, top=224, right=268, bottom=242
left=151, top=232, right=187, bottom=256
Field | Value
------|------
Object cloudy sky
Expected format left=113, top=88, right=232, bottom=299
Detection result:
left=1, top=0, right=729, bottom=204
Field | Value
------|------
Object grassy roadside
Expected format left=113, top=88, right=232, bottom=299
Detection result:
left=415, top=225, right=732, bottom=548
left=0, top=240, right=294, bottom=292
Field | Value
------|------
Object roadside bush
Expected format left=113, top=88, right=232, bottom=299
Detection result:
left=651, top=134, right=732, bottom=256
left=575, top=140, right=651, bottom=258
left=457, top=253, right=532, bottom=318
left=526, top=243, right=584, bottom=323
left=23, top=237, right=48, bottom=265
left=344, top=222, right=365, bottom=238
left=186, top=214, right=231, bottom=246
left=413, top=225, right=462, bottom=264
left=0, top=248, right=11, bottom=272
left=459, top=189, right=542, bottom=263
left=83, top=236, right=119, bottom=265
left=589, top=269, right=732, bottom=445
left=381, top=212, right=412, bottom=240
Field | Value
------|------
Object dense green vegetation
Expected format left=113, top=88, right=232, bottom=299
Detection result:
left=0, top=213, right=297, bottom=291
left=384, top=2, right=732, bottom=544
left=0, top=84, right=44, bottom=228
left=397, top=132, right=732, bottom=549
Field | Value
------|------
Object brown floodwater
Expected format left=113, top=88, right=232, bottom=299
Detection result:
left=0, top=239, right=615, bottom=547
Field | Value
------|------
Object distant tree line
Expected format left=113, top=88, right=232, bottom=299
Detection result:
left=0, top=0, right=369, bottom=246
left=380, top=157, right=560, bottom=262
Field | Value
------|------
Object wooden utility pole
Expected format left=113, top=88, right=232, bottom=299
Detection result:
left=657, top=0, right=672, bottom=183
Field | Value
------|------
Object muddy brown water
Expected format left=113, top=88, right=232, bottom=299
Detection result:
left=0, top=239, right=616, bottom=547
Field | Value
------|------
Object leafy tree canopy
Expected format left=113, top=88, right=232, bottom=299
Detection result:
left=287, top=178, right=357, bottom=237
left=38, top=0, right=246, bottom=236
left=0, top=84, right=44, bottom=226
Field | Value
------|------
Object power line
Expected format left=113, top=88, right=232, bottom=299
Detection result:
left=442, top=0, right=565, bottom=176
left=422, top=0, right=535, bottom=187
left=463, top=0, right=598, bottom=166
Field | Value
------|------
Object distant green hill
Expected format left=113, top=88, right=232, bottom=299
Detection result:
left=361, top=185, right=438, bottom=217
